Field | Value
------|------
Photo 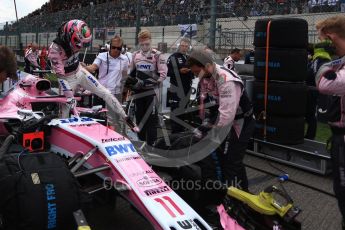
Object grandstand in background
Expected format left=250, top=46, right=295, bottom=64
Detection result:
left=0, top=0, right=344, bottom=56
left=1, top=0, right=344, bottom=33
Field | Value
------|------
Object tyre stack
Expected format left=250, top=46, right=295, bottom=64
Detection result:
left=253, top=18, right=308, bottom=145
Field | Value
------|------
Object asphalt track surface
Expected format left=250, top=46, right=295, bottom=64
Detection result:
left=85, top=154, right=342, bottom=230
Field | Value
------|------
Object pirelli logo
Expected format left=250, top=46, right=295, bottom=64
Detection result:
left=144, top=186, right=169, bottom=196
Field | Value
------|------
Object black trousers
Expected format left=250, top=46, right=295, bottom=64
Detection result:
left=218, top=116, right=255, bottom=191
left=197, top=116, right=255, bottom=206
left=331, top=134, right=345, bottom=221
left=305, top=90, right=318, bottom=140
left=134, top=92, right=158, bottom=146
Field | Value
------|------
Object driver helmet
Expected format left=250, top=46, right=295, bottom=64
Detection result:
left=64, top=19, right=92, bottom=50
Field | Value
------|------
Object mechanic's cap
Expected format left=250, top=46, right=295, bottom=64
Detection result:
left=187, top=48, right=214, bottom=68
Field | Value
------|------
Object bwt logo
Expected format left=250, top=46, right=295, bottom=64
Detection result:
left=60, top=117, right=94, bottom=124
left=87, top=75, right=98, bottom=87
left=331, top=58, right=342, bottom=66
left=105, top=143, right=136, bottom=156
left=136, top=64, right=152, bottom=70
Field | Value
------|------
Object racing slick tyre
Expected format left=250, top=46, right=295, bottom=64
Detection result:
left=254, top=48, right=308, bottom=82
left=254, top=18, right=308, bottom=49
left=255, top=116, right=305, bottom=145
left=253, top=80, right=307, bottom=117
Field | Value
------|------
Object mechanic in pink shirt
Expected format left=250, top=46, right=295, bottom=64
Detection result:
left=128, top=29, right=167, bottom=145
left=24, top=43, right=40, bottom=74
left=188, top=49, right=255, bottom=192
left=315, top=15, right=345, bottom=228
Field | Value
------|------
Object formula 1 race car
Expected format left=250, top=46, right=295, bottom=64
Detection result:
left=0, top=71, right=212, bottom=230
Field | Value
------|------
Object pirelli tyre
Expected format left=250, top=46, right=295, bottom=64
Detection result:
left=254, top=18, right=308, bottom=48
left=253, top=80, right=307, bottom=117
left=255, top=116, right=305, bottom=145
left=254, top=48, right=308, bottom=82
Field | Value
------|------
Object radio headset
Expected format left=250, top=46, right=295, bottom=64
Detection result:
left=105, top=37, right=123, bottom=75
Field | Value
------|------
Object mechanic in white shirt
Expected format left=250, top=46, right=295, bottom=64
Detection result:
left=82, top=36, right=129, bottom=132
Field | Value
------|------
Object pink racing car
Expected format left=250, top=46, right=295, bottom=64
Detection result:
left=0, top=71, right=213, bottom=230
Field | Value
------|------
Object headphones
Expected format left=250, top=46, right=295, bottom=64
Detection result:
left=105, top=43, right=110, bottom=51
left=108, top=37, right=124, bottom=52
left=104, top=39, right=125, bottom=75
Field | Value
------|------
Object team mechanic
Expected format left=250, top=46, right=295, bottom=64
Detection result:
left=24, top=43, right=40, bottom=74
left=187, top=49, right=255, bottom=194
left=223, top=48, right=242, bottom=71
left=315, top=15, right=345, bottom=229
left=128, top=29, right=167, bottom=145
left=167, top=37, right=194, bottom=133
left=48, top=19, right=138, bottom=131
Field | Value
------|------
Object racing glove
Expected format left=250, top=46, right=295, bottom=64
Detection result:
left=142, top=78, right=158, bottom=87
left=132, top=78, right=158, bottom=90
left=193, top=119, right=213, bottom=139
left=132, top=79, right=144, bottom=90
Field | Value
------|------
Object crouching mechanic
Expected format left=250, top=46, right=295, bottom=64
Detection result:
left=48, top=19, right=138, bottom=132
left=187, top=49, right=255, bottom=193
left=315, top=15, right=345, bottom=229
left=128, top=29, right=167, bottom=145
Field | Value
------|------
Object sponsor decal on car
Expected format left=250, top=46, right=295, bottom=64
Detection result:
left=136, top=176, right=162, bottom=187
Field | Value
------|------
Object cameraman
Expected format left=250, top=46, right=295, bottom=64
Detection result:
left=82, top=36, right=129, bottom=132
left=167, top=38, right=194, bottom=133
